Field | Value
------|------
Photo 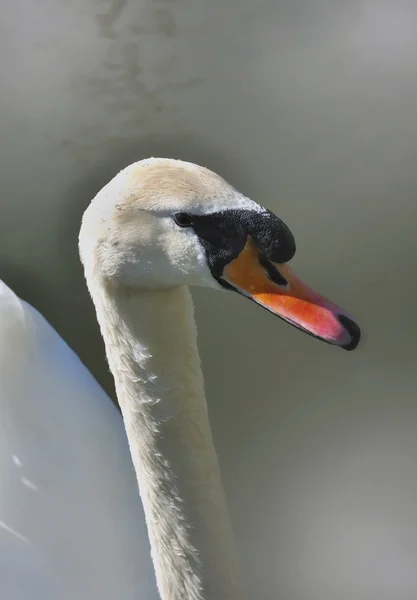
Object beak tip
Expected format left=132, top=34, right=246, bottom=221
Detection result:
left=338, top=315, right=361, bottom=351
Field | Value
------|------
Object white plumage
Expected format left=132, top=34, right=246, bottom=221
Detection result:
left=0, top=279, right=158, bottom=599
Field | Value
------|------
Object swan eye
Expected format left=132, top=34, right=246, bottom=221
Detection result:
left=173, top=212, right=194, bottom=227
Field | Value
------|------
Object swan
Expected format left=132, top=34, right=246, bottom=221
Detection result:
left=78, top=157, right=361, bottom=600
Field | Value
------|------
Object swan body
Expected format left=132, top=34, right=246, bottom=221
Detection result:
left=0, top=280, right=158, bottom=598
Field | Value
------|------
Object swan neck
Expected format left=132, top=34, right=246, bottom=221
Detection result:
left=88, top=282, right=244, bottom=600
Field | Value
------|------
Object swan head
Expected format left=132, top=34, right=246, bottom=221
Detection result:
left=79, top=158, right=360, bottom=351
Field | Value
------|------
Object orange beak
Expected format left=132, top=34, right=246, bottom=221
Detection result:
left=221, top=237, right=360, bottom=350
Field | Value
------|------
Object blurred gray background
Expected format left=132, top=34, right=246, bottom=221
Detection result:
left=1, top=0, right=417, bottom=598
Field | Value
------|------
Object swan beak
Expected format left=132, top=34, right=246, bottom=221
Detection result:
left=221, top=238, right=361, bottom=350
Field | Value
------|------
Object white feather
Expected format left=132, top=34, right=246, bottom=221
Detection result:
left=0, top=280, right=159, bottom=599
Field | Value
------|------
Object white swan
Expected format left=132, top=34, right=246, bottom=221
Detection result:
left=0, top=158, right=360, bottom=599
left=78, top=157, right=360, bottom=600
